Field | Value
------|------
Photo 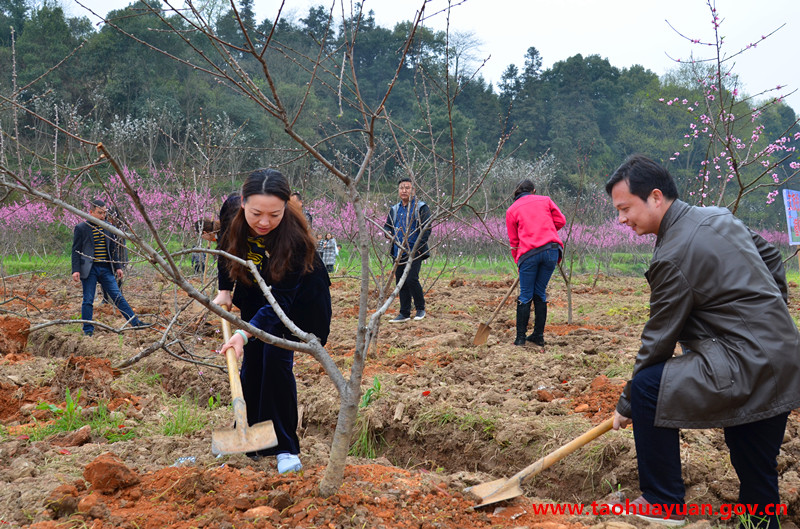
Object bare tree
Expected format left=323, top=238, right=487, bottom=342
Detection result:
left=665, top=1, right=800, bottom=213
left=1, top=0, right=511, bottom=496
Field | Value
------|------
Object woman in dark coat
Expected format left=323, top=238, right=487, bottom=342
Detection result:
left=214, top=169, right=331, bottom=473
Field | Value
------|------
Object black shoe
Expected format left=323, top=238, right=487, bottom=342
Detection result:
left=131, top=320, right=153, bottom=329
left=513, top=336, right=527, bottom=346
left=526, top=335, right=545, bottom=346
left=413, top=310, right=426, bottom=321
left=388, top=314, right=410, bottom=323
left=84, top=332, right=93, bottom=337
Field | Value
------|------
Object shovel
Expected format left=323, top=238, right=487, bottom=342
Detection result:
left=468, top=416, right=614, bottom=508
left=473, top=276, right=519, bottom=345
left=211, top=317, right=278, bottom=455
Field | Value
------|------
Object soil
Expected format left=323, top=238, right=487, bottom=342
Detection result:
left=1, top=270, right=799, bottom=529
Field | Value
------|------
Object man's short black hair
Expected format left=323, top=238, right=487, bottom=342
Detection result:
left=90, top=199, right=106, bottom=210
left=605, top=154, right=679, bottom=202
left=398, top=177, right=412, bottom=186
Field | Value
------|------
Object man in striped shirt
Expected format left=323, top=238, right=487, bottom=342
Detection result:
left=71, top=199, right=147, bottom=336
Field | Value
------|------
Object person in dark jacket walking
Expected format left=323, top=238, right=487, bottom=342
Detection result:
left=99, top=206, right=128, bottom=304
left=605, top=155, right=800, bottom=527
left=71, top=199, right=147, bottom=336
left=505, top=179, right=565, bottom=346
left=383, top=177, right=431, bottom=323
left=214, top=169, right=332, bottom=474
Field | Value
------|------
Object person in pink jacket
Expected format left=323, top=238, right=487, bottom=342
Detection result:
left=505, top=179, right=566, bottom=346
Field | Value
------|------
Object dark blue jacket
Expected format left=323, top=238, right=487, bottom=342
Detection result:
left=383, top=198, right=431, bottom=262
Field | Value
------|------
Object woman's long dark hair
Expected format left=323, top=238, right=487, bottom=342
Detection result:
left=221, top=169, right=316, bottom=284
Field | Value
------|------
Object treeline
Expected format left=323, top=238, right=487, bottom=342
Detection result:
left=1, top=0, right=798, bottom=227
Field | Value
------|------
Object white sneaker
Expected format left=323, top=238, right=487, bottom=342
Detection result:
left=388, top=314, right=410, bottom=323
left=276, top=453, right=302, bottom=474
left=413, top=310, right=426, bottom=321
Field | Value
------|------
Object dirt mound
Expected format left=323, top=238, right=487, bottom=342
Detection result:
left=571, top=375, right=627, bottom=422
left=0, top=381, right=55, bottom=424
left=27, top=328, right=105, bottom=359
left=0, top=314, right=30, bottom=355
left=32, top=453, right=590, bottom=529
left=49, top=356, right=141, bottom=412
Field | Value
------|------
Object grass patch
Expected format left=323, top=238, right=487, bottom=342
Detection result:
left=350, top=376, right=384, bottom=459
left=605, top=304, right=649, bottom=324
left=122, top=369, right=163, bottom=393
left=410, top=406, right=496, bottom=438
left=160, top=396, right=208, bottom=436
left=18, top=389, right=137, bottom=443
left=0, top=253, right=70, bottom=276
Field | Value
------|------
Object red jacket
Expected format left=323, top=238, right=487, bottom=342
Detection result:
left=505, top=194, right=566, bottom=264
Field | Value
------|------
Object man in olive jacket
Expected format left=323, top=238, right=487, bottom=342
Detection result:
left=605, top=155, right=800, bottom=527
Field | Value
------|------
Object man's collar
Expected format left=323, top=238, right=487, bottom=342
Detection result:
left=657, top=199, right=688, bottom=238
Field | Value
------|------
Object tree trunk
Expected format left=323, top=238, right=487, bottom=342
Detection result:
left=318, top=390, right=359, bottom=496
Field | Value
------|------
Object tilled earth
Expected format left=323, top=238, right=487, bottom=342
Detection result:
left=0, top=270, right=799, bottom=529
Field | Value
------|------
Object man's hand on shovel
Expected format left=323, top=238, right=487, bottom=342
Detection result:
left=612, top=410, right=632, bottom=430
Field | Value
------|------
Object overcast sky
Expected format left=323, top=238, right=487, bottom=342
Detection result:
left=67, top=0, right=800, bottom=111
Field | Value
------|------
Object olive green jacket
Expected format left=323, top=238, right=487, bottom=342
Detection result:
left=617, top=200, right=800, bottom=428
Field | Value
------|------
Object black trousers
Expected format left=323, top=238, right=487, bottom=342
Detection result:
left=632, top=361, right=788, bottom=528
left=394, top=258, right=424, bottom=317
left=238, top=305, right=299, bottom=457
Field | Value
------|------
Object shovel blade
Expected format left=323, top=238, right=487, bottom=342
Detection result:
left=211, top=419, right=278, bottom=456
left=473, top=323, right=491, bottom=345
left=467, top=477, right=524, bottom=508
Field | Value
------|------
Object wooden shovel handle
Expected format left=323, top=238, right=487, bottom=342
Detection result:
left=221, top=318, right=245, bottom=403
left=513, top=417, right=614, bottom=486
left=485, top=276, right=520, bottom=326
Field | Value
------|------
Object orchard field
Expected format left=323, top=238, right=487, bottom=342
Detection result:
left=1, top=264, right=799, bottom=529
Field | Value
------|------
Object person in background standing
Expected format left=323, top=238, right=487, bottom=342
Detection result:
left=384, top=177, right=431, bottom=323
left=191, top=219, right=220, bottom=275
left=100, top=206, right=128, bottom=304
left=505, top=179, right=565, bottom=346
left=320, top=232, right=339, bottom=273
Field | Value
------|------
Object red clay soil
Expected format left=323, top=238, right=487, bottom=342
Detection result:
left=570, top=375, right=626, bottom=423
left=1, top=355, right=140, bottom=431
left=32, top=454, right=588, bottom=529
left=0, top=382, right=56, bottom=424
left=0, top=314, right=30, bottom=355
